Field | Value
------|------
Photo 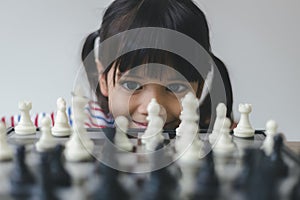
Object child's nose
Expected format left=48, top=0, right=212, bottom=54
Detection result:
left=137, top=85, right=167, bottom=116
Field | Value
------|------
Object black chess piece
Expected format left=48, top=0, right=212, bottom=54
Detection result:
left=233, top=148, right=256, bottom=190
left=93, top=163, right=130, bottom=200
left=141, top=142, right=179, bottom=200
left=10, top=145, right=35, bottom=198
left=33, top=152, right=58, bottom=200
left=193, top=150, right=219, bottom=200
left=290, top=176, right=300, bottom=200
left=269, top=134, right=288, bottom=179
left=50, top=144, right=71, bottom=187
left=243, top=148, right=279, bottom=200
left=92, top=130, right=130, bottom=200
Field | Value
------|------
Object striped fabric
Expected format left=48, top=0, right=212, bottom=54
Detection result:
left=1, top=101, right=114, bottom=128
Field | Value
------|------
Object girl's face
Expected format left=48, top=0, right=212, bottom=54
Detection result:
left=99, top=64, right=200, bottom=129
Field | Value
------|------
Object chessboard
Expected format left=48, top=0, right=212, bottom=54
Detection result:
left=0, top=127, right=299, bottom=200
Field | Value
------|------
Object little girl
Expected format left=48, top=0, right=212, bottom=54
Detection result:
left=80, top=0, right=233, bottom=130
left=2, top=0, right=233, bottom=130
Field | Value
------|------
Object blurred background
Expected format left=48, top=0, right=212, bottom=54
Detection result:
left=0, top=0, right=299, bottom=140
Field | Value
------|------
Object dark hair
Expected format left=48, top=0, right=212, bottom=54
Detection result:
left=81, top=0, right=233, bottom=128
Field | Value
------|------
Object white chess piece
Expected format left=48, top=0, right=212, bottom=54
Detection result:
left=114, top=116, right=134, bottom=151
left=261, top=120, right=278, bottom=156
left=64, top=129, right=93, bottom=162
left=14, top=101, right=36, bottom=135
left=145, top=116, right=164, bottom=151
left=175, top=122, right=204, bottom=161
left=141, top=98, right=161, bottom=144
left=0, top=122, right=13, bottom=161
left=35, top=116, right=56, bottom=152
left=209, top=103, right=227, bottom=143
left=64, top=116, right=94, bottom=162
left=213, top=117, right=235, bottom=155
left=233, top=103, right=255, bottom=138
left=52, top=97, right=71, bottom=137
left=64, top=89, right=94, bottom=162
left=176, top=92, right=199, bottom=137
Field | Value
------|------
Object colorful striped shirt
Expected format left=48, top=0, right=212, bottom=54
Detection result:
left=1, top=101, right=114, bottom=128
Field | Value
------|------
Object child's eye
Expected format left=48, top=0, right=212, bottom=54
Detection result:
left=120, top=81, right=142, bottom=91
left=166, top=83, right=188, bottom=93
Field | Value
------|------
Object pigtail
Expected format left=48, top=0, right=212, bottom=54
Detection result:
left=81, top=30, right=101, bottom=92
left=199, top=53, right=233, bottom=129
left=81, top=30, right=109, bottom=114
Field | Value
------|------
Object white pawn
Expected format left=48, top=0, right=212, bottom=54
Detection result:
left=261, top=120, right=278, bottom=156
left=176, top=122, right=204, bottom=161
left=176, top=92, right=199, bottom=137
left=65, top=87, right=94, bottom=162
left=15, top=101, right=36, bottom=135
left=64, top=128, right=93, bottom=162
left=64, top=113, right=94, bottom=162
left=35, top=116, right=56, bottom=152
left=70, top=86, right=94, bottom=151
left=141, top=98, right=161, bottom=144
left=114, top=116, right=134, bottom=151
left=0, top=122, right=13, bottom=161
left=209, top=103, right=227, bottom=143
left=145, top=116, right=164, bottom=151
left=213, top=117, right=235, bottom=155
left=233, top=103, right=255, bottom=138
left=52, top=97, right=71, bottom=137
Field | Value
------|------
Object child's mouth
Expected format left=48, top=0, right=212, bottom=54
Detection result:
left=132, top=120, right=148, bottom=128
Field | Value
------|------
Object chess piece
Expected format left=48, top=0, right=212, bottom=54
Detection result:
left=65, top=119, right=94, bottom=161
left=35, top=153, right=58, bottom=200
left=141, top=144, right=179, bottom=200
left=290, top=176, right=300, bottom=200
left=145, top=116, right=164, bottom=151
left=213, top=118, right=235, bottom=155
left=175, top=122, right=204, bottom=160
left=141, top=98, right=161, bottom=144
left=92, top=164, right=130, bottom=200
left=14, top=101, right=36, bottom=135
left=114, top=116, right=134, bottom=152
left=233, top=148, right=257, bottom=190
left=10, top=145, right=35, bottom=197
left=35, top=116, right=56, bottom=152
left=176, top=92, right=199, bottom=137
left=141, top=98, right=164, bottom=151
left=261, top=120, right=278, bottom=156
left=175, top=92, right=204, bottom=160
left=193, top=150, right=219, bottom=200
left=64, top=88, right=94, bottom=162
left=233, top=103, right=255, bottom=138
left=209, top=103, right=227, bottom=143
left=268, top=134, right=288, bottom=179
left=242, top=149, right=278, bottom=200
left=52, top=97, right=71, bottom=137
left=0, top=122, right=13, bottom=161
left=50, top=144, right=71, bottom=187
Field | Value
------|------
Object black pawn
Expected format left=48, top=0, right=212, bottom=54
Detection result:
left=193, top=150, right=219, bottom=200
left=243, top=149, right=278, bottom=200
left=141, top=143, right=179, bottom=200
left=34, top=152, right=58, bottom=200
left=233, top=148, right=256, bottom=190
left=93, top=164, right=130, bottom=200
left=290, top=176, right=300, bottom=200
left=50, top=144, right=71, bottom=187
left=93, top=131, right=130, bottom=200
left=269, top=134, right=288, bottom=179
left=10, top=145, right=35, bottom=197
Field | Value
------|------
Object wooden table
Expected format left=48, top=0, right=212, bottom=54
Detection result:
left=285, top=141, right=300, bottom=155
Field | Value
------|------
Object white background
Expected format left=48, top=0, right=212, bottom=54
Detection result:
left=0, top=0, right=299, bottom=140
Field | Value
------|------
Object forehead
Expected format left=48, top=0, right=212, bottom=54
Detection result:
left=119, top=63, right=189, bottom=82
